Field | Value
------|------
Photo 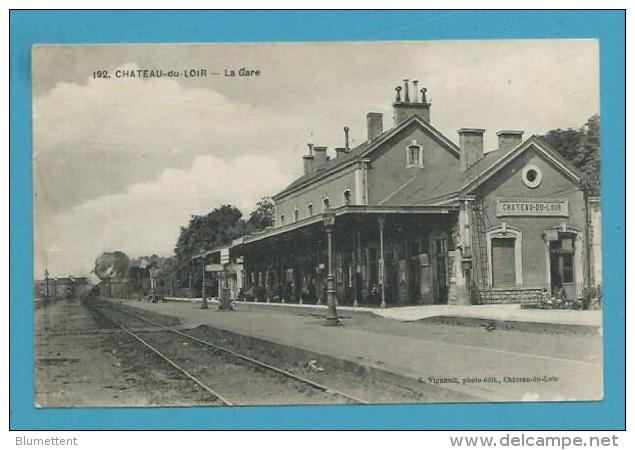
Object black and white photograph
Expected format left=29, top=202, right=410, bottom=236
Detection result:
left=32, top=40, right=604, bottom=408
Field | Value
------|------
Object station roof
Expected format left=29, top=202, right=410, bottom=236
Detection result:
left=382, top=135, right=582, bottom=206
left=273, top=115, right=460, bottom=200
left=240, top=204, right=456, bottom=245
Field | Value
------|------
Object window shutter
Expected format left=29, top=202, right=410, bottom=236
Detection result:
left=492, top=238, right=516, bottom=287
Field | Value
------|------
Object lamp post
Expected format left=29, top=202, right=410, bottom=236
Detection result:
left=378, top=216, right=387, bottom=309
left=323, top=209, right=340, bottom=326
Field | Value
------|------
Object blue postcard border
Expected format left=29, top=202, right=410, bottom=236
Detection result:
left=9, top=10, right=626, bottom=430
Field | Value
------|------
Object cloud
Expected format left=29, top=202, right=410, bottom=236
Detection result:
left=34, top=153, right=293, bottom=278
left=33, top=63, right=307, bottom=216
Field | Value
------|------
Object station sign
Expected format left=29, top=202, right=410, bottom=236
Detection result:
left=220, top=248, right=230, bottom=264
left=205, top=263, right=225, bottom=272
left=496, top=198, right=569, bottom=217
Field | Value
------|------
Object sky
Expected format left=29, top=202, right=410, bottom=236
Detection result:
left=32, top=40, right=600, bottom=279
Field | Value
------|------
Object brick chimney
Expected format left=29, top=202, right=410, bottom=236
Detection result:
left=302, top=144, right=315, bottom=175
left=302, top=154, right=315, bottom=174
left=367, top=112, right=383, bottom=141
left=335, top=147, right=347, bottom=158
left=458, top=128, right=485, bottom=171
left=313, top=146, right=328, bottom=169
left=393, top=79, right=431, bottom=126
left=496, top=130, right=524, bottom=152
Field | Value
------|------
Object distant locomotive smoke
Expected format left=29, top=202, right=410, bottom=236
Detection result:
left=93, top=251, right=131, bottom=280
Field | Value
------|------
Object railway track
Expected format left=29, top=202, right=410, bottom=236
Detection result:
left=91, top=301, right=368, bottom=406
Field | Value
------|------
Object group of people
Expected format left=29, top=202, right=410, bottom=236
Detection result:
left=239, top=279, right=384, bottom=306
left=539, top=285, right=602, bottom=310
left=241, top=279, right=318, bottom=303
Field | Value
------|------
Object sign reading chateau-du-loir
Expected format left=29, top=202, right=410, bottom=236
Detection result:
left=495, top=198, right=569, bottom=217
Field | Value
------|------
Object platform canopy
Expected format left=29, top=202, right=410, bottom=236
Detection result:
left=239, top=204, right=457, bottom=247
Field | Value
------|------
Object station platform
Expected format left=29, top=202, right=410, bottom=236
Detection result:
left=107, top=297, right=603, bottom=403
left=164, top=297, right=603, bottom=328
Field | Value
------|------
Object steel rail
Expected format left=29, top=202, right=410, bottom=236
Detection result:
left=119, top=323, right=234, bottom=406
left=93, top=305, right=234, bottom=406
left=107, top=303, right=369, bottom=404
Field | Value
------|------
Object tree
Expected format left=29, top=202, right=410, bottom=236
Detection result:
left=539, top=114, right=601, bottom=196
left=247, top=197, right=275, bottom=232
left=171, top=204, right=247, bottom=287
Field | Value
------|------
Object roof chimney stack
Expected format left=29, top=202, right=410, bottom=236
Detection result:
left=302, top=155, right=315, bottom=174
left=496, top=130, right=524, bottom=152
left=458, top=128, right=485, bottom=171
left=366, top=112, right=384, bottom=141
left=313, top=146, right=328, bottom=169
left=335, top=147, right=347, bottom=158
left=393, top=79, right=431, bottom=125
left=403, top=79, right=410, bottom=103
left=302, top=143, right=315, bottom=175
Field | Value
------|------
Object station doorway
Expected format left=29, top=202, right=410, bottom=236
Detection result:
left=549, top=233, right=576, bottom=299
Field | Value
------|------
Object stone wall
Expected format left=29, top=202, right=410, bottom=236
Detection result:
left=475, top=288, right=543, bottom=305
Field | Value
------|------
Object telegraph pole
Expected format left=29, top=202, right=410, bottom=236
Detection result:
left=44, top=269, right=50, bottom=301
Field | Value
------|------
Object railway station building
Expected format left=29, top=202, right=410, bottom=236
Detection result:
left=201, top=80, right=602, bottom=307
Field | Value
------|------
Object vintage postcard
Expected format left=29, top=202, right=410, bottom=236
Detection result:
left=32, top=40, right=603, bottom=408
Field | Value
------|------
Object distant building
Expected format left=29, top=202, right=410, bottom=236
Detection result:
left=35, top=275, right=91, bottom=299
left=198, top=80, right=602, bottom=307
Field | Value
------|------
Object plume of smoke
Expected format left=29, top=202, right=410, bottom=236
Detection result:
left=93, top=251, right=131, bottom=280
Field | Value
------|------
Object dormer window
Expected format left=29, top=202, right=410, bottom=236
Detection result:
left=343, top=189, right=351, bottom=205
left=406, top=139, right=423, bottom=168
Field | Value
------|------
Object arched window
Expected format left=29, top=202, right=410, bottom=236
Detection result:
left=343, top=189, right=352, bottom=206
left=279, top=214, right=285, bottom=226
left=294, top=208, right=299, bottom=223
left=406, top=139, right=423, bottom=168
left=307, top=203, right=313, bottom=216
left=323, top=196, right=330, bottom=210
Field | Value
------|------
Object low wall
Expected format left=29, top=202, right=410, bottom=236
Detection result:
left=474, top=288, right=543, bottom=305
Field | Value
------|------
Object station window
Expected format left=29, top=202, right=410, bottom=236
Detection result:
left=343, top=189, right=351, bottom=205
left=294, top=209, right=299, bottom=223
left=406, top=140, right=423, bottom=168
left=307, top=203, right=313, bottom=216
left=323, top=197, right=330, bottom=210
left=280, top=214, right=285, bottom=226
